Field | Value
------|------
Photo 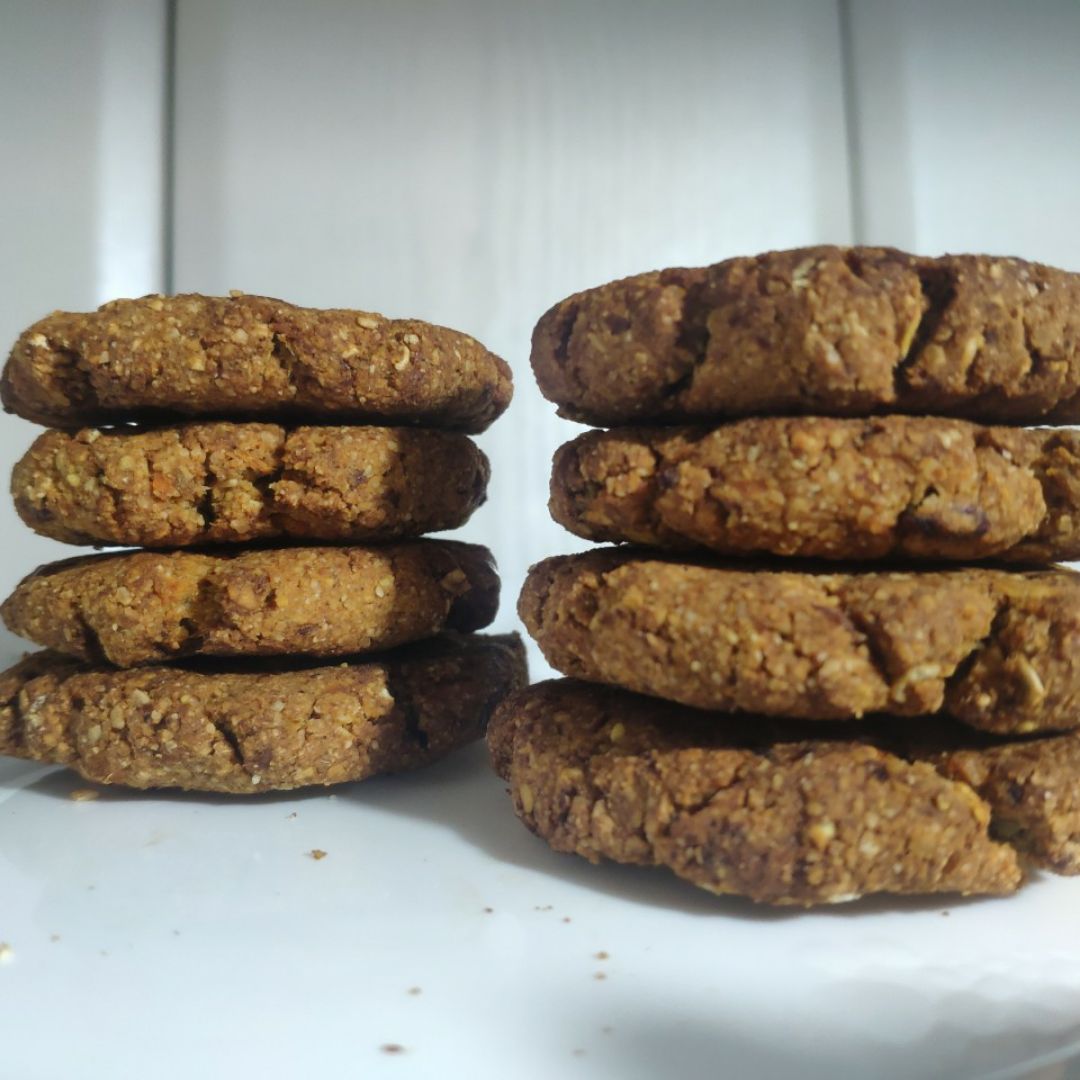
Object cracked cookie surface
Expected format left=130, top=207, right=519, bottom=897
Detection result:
left=0, top=633, right=526, bottom=793
left=908, top=724, right=1080, bottom=875
left=13, top=422, right=489, bottom=547
left=520, top=549, right=1080, bottom=733
left=532, top=246, right=1080, bottom=424
left=3, top=541, right=499, bottom=667
left=487, top=679, right=1021, bottom=905
left=3, top=292, right=512, bottom=432
left=550, top=417, right=1080, bottom=562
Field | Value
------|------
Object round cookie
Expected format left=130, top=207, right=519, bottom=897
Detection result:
left=550, top=417, right=1080, bottom=563
left=13, top=422, right=489, bottom=547
left=3, top=292, right=512, bottom=432
left=487, top=679, right=1022, bottom=906
left=532, top=246, right=1080, bottom=425
left=3, top=541, right=499, bottom=667
left=520, top=550, right=1080, bottom=734
left=0, top=633, right=527, bottom=793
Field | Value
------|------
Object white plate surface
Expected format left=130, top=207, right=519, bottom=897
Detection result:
left=3, top=652, right=1080, bottom=1080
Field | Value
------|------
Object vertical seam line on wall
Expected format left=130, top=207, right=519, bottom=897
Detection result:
left=162, top=0, right=178, bottom=294
left=837, top=0, right=865, bottom=245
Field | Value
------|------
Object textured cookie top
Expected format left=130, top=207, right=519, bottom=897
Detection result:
left=488, top=679, right=1021, bottom=905
left=13, top=422, right=489, bottom=547
left=550, top=417, right=1080, bottom=563
left=532, top=246, right=1080, bottom=424
left=3, top=541, right=499, bottom=667
left=3, top=293, right=512, bottom=431
left=520, top=549, right=1080, bottom=734
left=0, top=633, right=527, bottom=793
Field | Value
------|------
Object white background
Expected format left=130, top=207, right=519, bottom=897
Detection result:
left=2, top=3, right=1080, bottom=1077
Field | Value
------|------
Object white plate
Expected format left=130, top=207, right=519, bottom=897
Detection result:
left=3, top=650, right=1080, bottom=1080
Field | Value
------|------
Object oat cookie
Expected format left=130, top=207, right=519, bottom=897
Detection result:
left=551, top=417, right=1080, bottom=562
left=0, top=633, right=526, bottom=793
left=13, top=422, right=489, bottom=547
left=487, top=680, right=1021, bottom=905
left=520, top=550, right=1080, bottom=733
left=3, top=293, right=512, bottom=431
left=3, top=541, right=498, bottom=667
left=532, top=247, right=1080, bottom=425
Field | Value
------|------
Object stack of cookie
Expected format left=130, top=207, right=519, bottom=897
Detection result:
left=0, top=292, right=526, bottom=794
left=493, top=246, right=1080, bottom=905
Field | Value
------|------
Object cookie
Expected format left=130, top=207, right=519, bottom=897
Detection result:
left=3, top=541, right=498, bottom=667
left=0, top=633, right=527, bottom=793
left=915, top=728, right=1080, bottom=875
left=487, top=679, right=1021, bottom=905
left=550, top=417, right=1080, bottom=562
left=3, top=292, right=512, bottom=432
left=532, top=246, right=1080, bottom=425
left=12, top=422, right=489, bottom=547
left=520, top=550, right=1080, bottom=733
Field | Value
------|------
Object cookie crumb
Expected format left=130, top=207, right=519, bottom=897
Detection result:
left=70, top=788, right=99, bottom=802
left=483, top=907, right=493, bottom=914
left=0, top=943, right=13, bottom=964
left=593, top=972, right=607, bottom=981
left=593, top=951, right=609, bottom=960
left=562, top=916, right=572, bottom=923
left=380, top=1044, right=405, bottom=1055
left=309, top=849, right=327, bottom=860
left=407, top=986, right=422, bottom=996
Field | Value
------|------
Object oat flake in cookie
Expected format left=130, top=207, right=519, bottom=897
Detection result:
left=0, top=634, right=527, bottom=794
left=3, top=292, right=512, bottom=432
left=531, top=246, right=1080, bottom=425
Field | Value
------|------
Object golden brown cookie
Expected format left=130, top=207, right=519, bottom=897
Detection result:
left=551, top=417, right=1080, bottom=563
left=13, top=422, right=489, bottom=547
left=487, top=679, right=1021, bottom=905
left=520, top=550, right=1080, bottom=734
left=532, top=247, right=1080, bottom=425
left=3, top=292, right=511, bottom=432
left=0, top=633, right=526, bottom=793
left=3, top=541, right=499, bottom=667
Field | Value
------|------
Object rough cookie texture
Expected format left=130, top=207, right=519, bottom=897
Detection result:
left=551, top=417, right=1080, bottom=562
left=13, top=422, right=489, bottom=547
left=0, top=633, right=526, bottom=793
left=520, top=550, right=1080, bottom=733
left=916, top=728, right=1080, bottom=875
left=532, top=246, right=1080, bottom=424
left=3, top=541, right=499, bottom=666
left=3, top=293, right=512, bottom=432
left=487, top=680, right=1021, bottom=905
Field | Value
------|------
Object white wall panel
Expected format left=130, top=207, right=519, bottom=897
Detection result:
left=172, top=0, right=854, bottom=669
left=846, top=0, right=1080, bottom=269
left=0, top=0, right=167, bottom=662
